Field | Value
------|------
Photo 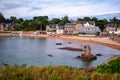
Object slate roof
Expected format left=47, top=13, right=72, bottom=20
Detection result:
left=47, top=24, right=58, bottom=29
left=105, top=23, right=116, bottom=27
left=64, top=23, right=76, bottom=28
left=1, top=23, right=6, bottom=27
left=76, top=21, right=95, bottom=26
left=79, top=26, right=101, bottom=34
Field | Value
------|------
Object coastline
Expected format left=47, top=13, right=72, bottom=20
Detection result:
left=0, top=33, right=120, bottom=51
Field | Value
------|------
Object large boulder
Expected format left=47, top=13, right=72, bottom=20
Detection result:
left=80, top=53, right=97, bottom=61
left=77, top=44, right=97, bottom=61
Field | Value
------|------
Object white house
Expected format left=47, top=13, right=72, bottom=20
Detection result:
left=56, top=26, right=64, bottom=35
left=82, top=21, right=95, bottom=27
left=46, top=24, right=59, bottom=35
left=79, top=21, right=101, bottom=36
left=114, top=27, right=120, bottom=35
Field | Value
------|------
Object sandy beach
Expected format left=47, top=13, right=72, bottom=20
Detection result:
left=57, top=35, right=120, bottom=50
left=0, top=33, right=120, bottom=50
left=28, top=34, right=120, bottom=50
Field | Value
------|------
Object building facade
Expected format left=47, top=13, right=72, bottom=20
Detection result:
left=79, top=21, right=101, bottom=36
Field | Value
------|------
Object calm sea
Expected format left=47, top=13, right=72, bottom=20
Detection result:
left=0, top=36, right=120, bottom=68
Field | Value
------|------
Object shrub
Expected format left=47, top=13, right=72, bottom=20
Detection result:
left=96, top=57, right=120, bottom=73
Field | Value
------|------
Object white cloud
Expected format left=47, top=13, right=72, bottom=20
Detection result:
left=0, top=0, right=120, bottom=19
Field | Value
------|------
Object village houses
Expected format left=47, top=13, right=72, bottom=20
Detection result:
left=0, top=22, right=15, bottom=31
left=46, top=21, right=101, bottom=36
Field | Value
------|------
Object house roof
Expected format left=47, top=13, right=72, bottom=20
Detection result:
left=105, top=23, right=117, bottom=27
left=78, top=21, right=95, bottom=25
left=47, top=24, right=58, bottom=29
left=1, top=22, right=15, bottom=27
left=1, top=23, right=6, bottom=27
left=79, top=26, right=101, bottom=34
left=65, top=23, right=76, bottom=28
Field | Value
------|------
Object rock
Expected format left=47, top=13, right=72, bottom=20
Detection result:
left=77, top=44, right=97, bottom=61
left=48, top=54, right=53, bottom=57
left=83, top=66, right=96, bottom=72
left=76, top=56, right=81, bottom=58
left=56, top=43, right=62, bottom=45
left=96, top=53, right=102, bottom=56
left=59, top=47, right=83, bottom=51
left=68, top=42, right=71, bottom=44
left=80, top=53, right=97, bottom=61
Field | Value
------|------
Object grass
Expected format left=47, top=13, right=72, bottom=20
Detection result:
left=0, top=57, right=120, bottom=80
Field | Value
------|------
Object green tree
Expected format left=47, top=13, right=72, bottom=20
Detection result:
left=59, top=16, right=70, bottom=26
left=33, top=16, right=48, bottom=30
left=10, top=16, right=17, bottom=22
left=96, top=19, right=108, bottom=31
left=0, top=12, right=5, bottom=23
left=49, top=18, right=61, bottom=24
left=110, top=17, right=118, bottom=23
left=83, top=17, right=91, bottom=21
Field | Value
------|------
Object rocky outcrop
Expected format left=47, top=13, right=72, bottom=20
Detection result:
left=59, top=47, right=83, bottom=51
left=83, top=66, right=96, bottom=72
left=48, top=54, right=53, bottom=57
left=96, top=53, right=102, bottom=56
left=77, top=44, right=97, bottom=61
left=56, top=43, right=62, bottom=45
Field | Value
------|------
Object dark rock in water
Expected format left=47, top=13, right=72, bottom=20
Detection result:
left=80, top=53, right=97, bottom=61
left=68, top=42, right=71, bottom=44
left=59, top=47, right=83, bottom=51
left=77, top=44, right=97, bottom=61
left=96, top=54, right=102, bottom=56
left=84, top=66, right=96, bottom=72
left=48, top=54, right=53, bottom=57
left=76, top=56, right=81, bottom=58
left=56, top=43, right=62, bottom=45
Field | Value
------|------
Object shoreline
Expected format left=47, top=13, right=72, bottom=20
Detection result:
left=0, top=33, right=120, bottom=51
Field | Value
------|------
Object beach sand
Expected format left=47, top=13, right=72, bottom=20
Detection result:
left=57, top=35, right=120, bottom=50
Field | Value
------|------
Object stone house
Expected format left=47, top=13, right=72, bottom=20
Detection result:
left=0, top=22, right=15, bottom=31
left=64, top=23, right=82, bottom=34
left=105, top=23, right=117, bottom=34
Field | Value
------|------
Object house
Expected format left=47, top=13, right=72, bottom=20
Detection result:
left=56, top=26, right=64, bottom=35
left=105, top=23, right=117, bottom=34
left=0, top=23, right=6, bottom=31
left=64, top=23, right=82, bottom=34
left=114, top=27, right=120, bottom=36
left=79, top=21, right=101, bottom=36
left=81, top=21, right=95, bottom=27
left=0, top=22, right=15, bottom=31
left=46, top=24, right=59, bottom=34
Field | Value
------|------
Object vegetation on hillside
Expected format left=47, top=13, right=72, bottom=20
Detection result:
left=0, top=12, right=120, bottom=31
left=96, top=57, right=120, bottom=73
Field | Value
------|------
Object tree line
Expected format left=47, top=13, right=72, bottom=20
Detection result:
left=0, top=12, right=120, bottom=31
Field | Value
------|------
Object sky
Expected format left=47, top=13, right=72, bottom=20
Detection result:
left=0, top=0, right=120, bottom=19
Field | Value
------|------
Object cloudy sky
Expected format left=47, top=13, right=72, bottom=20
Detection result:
left=0, top=0, right=120, bottom=19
